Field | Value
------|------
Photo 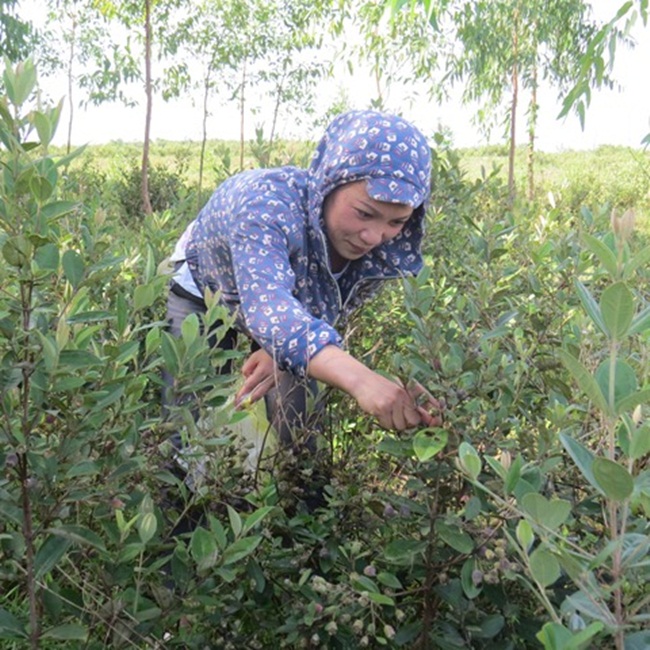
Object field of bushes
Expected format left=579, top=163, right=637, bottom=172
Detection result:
left=2, top=64, right=650, bottom=650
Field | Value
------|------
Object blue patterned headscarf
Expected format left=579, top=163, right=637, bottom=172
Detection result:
left=307, top=110, right=432, bottom=222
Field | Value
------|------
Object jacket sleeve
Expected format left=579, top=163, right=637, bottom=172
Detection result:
left=228, top=209, right=342, bottom=377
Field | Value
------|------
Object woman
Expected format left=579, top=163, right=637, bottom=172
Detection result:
left=166, top=109, right=440, bottom=449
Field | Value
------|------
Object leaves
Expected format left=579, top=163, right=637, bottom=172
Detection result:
left=593, top=458, right=634, bottom=502
left=600, top=282, right=634, bottom=339
left=529, top=548, right=561, bottom=587
left=521, top=493, right=571, bottom=531
left=559, top=433, right=604, bottom=496
left=413, top=427, right=448, bottom=461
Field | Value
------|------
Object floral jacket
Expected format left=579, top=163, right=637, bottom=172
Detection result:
left=182, top=110, right=432, bottom=376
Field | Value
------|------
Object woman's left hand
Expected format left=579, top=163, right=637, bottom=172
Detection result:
left=235, top=349, right=278, bottom=408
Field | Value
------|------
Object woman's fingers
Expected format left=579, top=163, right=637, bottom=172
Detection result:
left=235, top=352, right=278, bottom=408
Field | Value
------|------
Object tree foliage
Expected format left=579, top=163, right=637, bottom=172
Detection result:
left=0, top=0, right=34, bottom=61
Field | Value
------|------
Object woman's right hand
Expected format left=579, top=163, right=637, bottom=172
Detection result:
left=308, top=345, right=442, bottom=431
left=350, top=373, right=442, bottom=431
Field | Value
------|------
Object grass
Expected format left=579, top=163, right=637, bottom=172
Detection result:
left=52, top=139, right=650, bottom=232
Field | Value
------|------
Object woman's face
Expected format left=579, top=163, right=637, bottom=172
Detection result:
left=323, top=181, right=413, bottom=271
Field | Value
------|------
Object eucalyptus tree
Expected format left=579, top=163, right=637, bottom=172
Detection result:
left=560, top=0, right=648, bottom=144
left=0, top=0, right=35, bottom=61
left=167, top=0, right=339, bottom=200
left=38, top=0, right=138, bottom=154
left=345, top=0, right=446, bottom=114
left=447, top=0, right=600, bottom=201
left=79, top=0, right=187, bottom=215
left=251, top=0, right=337, bottom=155
left=163, top=0, right=273, bottom=198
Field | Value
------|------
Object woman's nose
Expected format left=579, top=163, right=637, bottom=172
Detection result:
left=360, top=226, right=385, bottom=246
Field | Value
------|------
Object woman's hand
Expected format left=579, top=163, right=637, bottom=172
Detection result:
left=350, top=375, right=443, bottom=431
left=308, top=346, right=443, bottom=431
left=235, top=349, right=277, bottom=407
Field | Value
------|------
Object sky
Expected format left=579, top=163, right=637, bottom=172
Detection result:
left=29, top=0, right=650, bottom=152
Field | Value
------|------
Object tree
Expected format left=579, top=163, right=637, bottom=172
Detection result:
left=560, top=0, right=649, bottom=144
left=447, top=0, right=600, bottom=201
left=0, top=0, right=34, bottom=61
left=166, top=0, right=339, bottom=200
left=38, top=0, right=133, bottom=154
left=347, top=0, right=447, bottom=115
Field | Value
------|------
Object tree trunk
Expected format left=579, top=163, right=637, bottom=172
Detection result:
left=527, top=59, right=538, bottom=201
left=508, top=6, right=519, bottom=204
left=269, top=69, right=285, bottom=152
left=239, top=59, right=247, bottom=171
left=66, top=13, right=76, bottom=155
left=198, top=68, right=211, bottom=211
left=141, top=0, right=153, bottom=216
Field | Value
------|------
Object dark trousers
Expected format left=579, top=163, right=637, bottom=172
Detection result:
left=164, top=285, right=320, bottom=452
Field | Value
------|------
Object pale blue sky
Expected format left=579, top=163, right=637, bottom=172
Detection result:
left=31, top=0, right=650, bottom=152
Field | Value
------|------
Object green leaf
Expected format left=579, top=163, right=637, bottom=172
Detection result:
left=625, top=243, right=650, bottom=279
left=367, top=592, right=395, bottom=606
left=566, top=591, right=613, bottom=625
left=227, top=505, right=242, bottom=538
left=559, top=432, right=603, bottom=495
left=557, top=350, right=610, bottom=415
left=629, top=424, right=650, bottom=461
left=3, top=234, right=32, bottom=267
left=5, top=59, right=37, bottom=105
left=65, top=460, right=99, bottom=479
left=529, top=548, right=561, bottom=587
left=458, top=442, right=481, bottom=480
left=460, top=558, right=482, bottom=599
left=593, top=457, right=634, bottom=501
left=35, top=536, right=71, bottom=579
left=435, top=520, right=474, bottom=554
left=37, top=331, right=58, bottom=371
left=516, top=520, right=535, bottom=553
left=62, top=250, right=84, bottom=287
left=138, top=512, right=158, bottom=544
left=30, top=173, right=55, bottom=201
left=384, top=539, right=427, bottom=562
left=574, top=279, right=607, bottom=335
left=504, top=454, right=524, bottom=494
left=413, top=428, right=448, bottom=461
left=48, top=525, right=106, bottom=552
left=41, top=624, right=88, bottom=641
left=582, top=232, right=618, bottom=277
left=351, top=574, right=379, bottom=593
left=134, top=284, right=155, bottom=311
left=616, top=388, right=650, bottom=416
left=600, top=282, right=634, bottom=338
left=160, top=332, right=180, bottom=376
left=40, top=200, right=77, bottom=221
left=595, top=359, right=637, bottom=411
left=625, top=630, right=650, bottom=650
left=0, top=608, right=27, bottom=639
left=536, top=622, right=572, bottom=649
left=34, top=243, right=59, bottom=271
left=477, top=614, right=505, bottom=640
left=242, top=506, right=275, bottom=534
left=190, top=527, right=218, bottom=563
left=181, top=313, right=200, bottom=346
left=58, top=349, right=102, bottom=367
left=222, top=536, right=262, bottom=565
left=521, top=493, right=571, bottom=531
left=629, top=304, right=650, bottom=335
left=377, top=571, right=403, bottom=589
left=66, top=310, right=114, bottom=324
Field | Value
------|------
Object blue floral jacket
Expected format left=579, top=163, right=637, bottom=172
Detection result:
left=183, top=110, right=432, bottom=376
